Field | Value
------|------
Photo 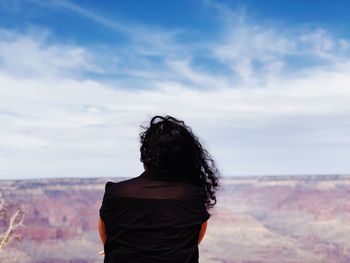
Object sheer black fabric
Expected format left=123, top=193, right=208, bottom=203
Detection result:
left=99, top=168, right=210, bottom=263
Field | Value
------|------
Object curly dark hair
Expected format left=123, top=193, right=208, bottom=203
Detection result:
left=139, top=115, right=220, bottom=209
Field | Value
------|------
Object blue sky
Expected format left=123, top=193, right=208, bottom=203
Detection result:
left=1, top=0, right=350, bottom=179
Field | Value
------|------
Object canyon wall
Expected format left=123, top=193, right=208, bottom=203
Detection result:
left=1, top=175, right=350, bottom=262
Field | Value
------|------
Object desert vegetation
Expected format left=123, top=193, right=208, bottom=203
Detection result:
left=0, top=192, right=25, bottom=250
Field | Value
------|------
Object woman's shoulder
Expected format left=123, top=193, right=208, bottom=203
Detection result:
left=103, top=177, right=143, bottom=196
left=104, top=177, right=139, bottom=188
left=103, top=175, right=206, bottom=201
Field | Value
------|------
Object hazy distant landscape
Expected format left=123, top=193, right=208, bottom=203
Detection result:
left=1, top=175, right=350, bottom=263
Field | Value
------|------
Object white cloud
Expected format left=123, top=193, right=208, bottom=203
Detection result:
left=1, top=3, right=350, bottom=179
left=208, top=2, right=350, bottom=83
left=0, top=29, right=104, bottom=79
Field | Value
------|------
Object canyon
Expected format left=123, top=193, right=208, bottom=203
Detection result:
left=1, top=174, right=350, bottom=262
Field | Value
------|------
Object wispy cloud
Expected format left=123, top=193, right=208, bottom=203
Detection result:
left=31, top=0, right=128, bottom=33
left=32, top=0, right=188, bottom=58
left=208, top=2, right=350, bottom=83
left=1, top=1, right=350, bottom=179
left=0, top=29, right=104, bottom=79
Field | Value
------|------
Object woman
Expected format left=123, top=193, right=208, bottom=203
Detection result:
left=99, top=115, right=220, bottom=263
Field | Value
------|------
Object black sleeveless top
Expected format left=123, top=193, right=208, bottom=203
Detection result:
left=99, top=168, right=210, bottom=263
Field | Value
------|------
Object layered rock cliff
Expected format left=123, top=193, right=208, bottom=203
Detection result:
left=1, top=175, right=350, bottom=263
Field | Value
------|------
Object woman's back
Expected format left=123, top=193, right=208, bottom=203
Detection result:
left=99, top=168, right=210, bottom=263
left=99, top=115, right=220, bottom=262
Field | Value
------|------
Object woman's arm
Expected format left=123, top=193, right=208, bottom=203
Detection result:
left=198, top=220, right=208, bottom=245
left=98, top=218, right=107, bottom=245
